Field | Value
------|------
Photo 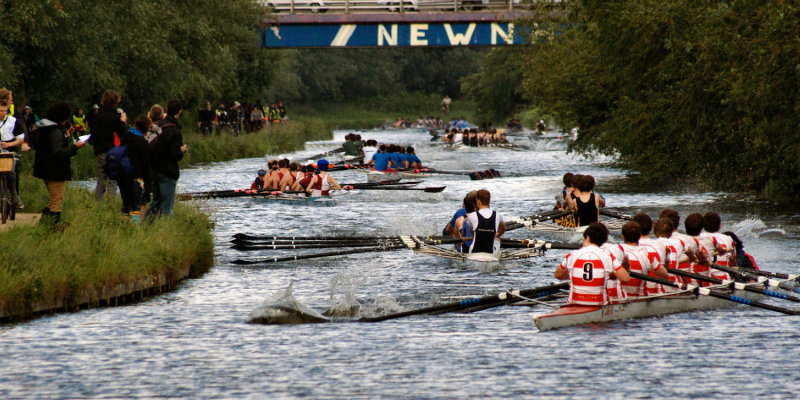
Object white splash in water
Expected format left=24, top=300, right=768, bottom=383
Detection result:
left=249, top=282, right=329, bottom=324
left=731, top=217, right=768, bottom=239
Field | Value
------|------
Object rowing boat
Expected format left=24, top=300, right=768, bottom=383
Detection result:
left=254, top=193, right=339, bottom=206
left=403, top=236, right=545, bottom=271
left=508, top=216, right=626, bottom=234
left=532, top=284, right=765, bottom=331
left=365, top=169, right=437, bottom=183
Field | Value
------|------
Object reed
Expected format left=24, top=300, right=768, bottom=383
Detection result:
left=0, top=187, right=214, bottom=317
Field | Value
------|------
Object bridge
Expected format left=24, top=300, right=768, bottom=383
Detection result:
left=260, top=0, right=534, bottom=48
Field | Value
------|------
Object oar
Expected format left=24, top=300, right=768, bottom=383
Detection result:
left=359, top=282, right=570, bottom=322
left=305, top=146, right=344, bottom=161
left=629, top=271, right=800, bottom=315
left=666, top=267, right=800, bottom=303
left=231, top=241, right=404, bottom=251
left=499, top=239, right=581, bottom=250
left=232, top=244, right=408, bottom=265
left=231, top=237, right=403, bottom=245
left=599, top=209, right=634, bottom=220
left=709, top=263, right=799, bottom=281
left=344, top=186, right=446, bottom=193
left=505, top=209, right=573, bottom=231
left=232, top=233, right=453, bottom=242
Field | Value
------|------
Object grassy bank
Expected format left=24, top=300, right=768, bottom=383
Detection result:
left=0, top=188, right=214, bottom=319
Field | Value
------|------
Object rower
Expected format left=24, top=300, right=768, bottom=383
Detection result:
left=554, top=222, right=631, bottom=306
left=564, top=174, right=603, bottom=226
left=362, top=139, right=378, bottom=163
left=306, top=159, right=341, bottom=197
left=292, top=164, right=315, bottom=193
left=653, top=217, right=685, bottom=292
left=405, top=146, right=422, bottom=169
left=251, top=169, right=267, bottom=190
left=684, top=213, right=713, bottom=285
left=388, top=145, right=404, bottom=170
left=465, top=189, right=505, bottom=254
left=701, top=212, right=734, bottom=281
left=448, top=191, right=477, bottom=253
left=658, top=208, right=696, bottom=284
left=634, top=213, right=669, bottom=295
left=369, top=144, right=397, bottom=172
left=265, top=159, right=280, bottom=189
left=618, top=221, right=669, bottom=298
left=277, top=162, right=300, bottom=192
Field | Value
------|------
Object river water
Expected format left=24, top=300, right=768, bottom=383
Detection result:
left=2, top=128, right=799, bottom=399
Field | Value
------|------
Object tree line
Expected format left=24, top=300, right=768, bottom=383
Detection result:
left=500, top=0, right=800, bottom=199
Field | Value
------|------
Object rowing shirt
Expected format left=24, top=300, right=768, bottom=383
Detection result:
left=671, top=232, right=695, bottom=283
left=572, top=192, right=599, bottom=226
left=310, top=172, right=331, bottom=197
left=601, top=243, right=626, bottom=303
left=639, top=238, right=667, bottom=294
left=701, top=232, right=734, bottom=280
left=618, top=243, right=660, bottom=297
left=559, top=245, right=620, bottom=306
left=690, top=235, right=715, bottom=284
left=469, top=210, right=498, bottom=254
left=655, top=236, right=686, bottom=291
left=371, top=152, right=391, bottom=171
left=388, top=152, right=403, bottom=168
left=363, top=146, right=377, bottom=161
left=250, top=176, right=265, bottom=190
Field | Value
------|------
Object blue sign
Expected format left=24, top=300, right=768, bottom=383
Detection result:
left=264, top=22, right=524, bottom=48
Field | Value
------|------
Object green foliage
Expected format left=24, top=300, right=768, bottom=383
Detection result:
left=519, top=0, right=800, bottom=199
left=0, top=0, right=276, bottom=113
left=0, top=189, right=214, bottom=316
left=461, top=47, right=528, bottom=124
left=267, top=48, right=487, bottom=104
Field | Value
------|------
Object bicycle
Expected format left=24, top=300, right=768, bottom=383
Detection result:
left=0, top=152, right=17, bottom=224
left=199, top=121, right=213, bottom=137
left=219, top=121, right=240, bottom=137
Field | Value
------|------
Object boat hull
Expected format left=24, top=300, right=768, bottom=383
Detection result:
left=533, top=289, right=764, bottom=331
left=366, top=170, right=435, bottom=183
left=255, top=195, right=338, bottom=206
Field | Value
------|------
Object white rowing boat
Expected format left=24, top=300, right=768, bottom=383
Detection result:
left=403, top=236, right=544, bottom=271
left=508, top=216, right=626, bottom=234
left=255, top=193, right=339, bottom=206
left=532, top=283, right=768, bottom=331
left=365, top=170, right=437, bottom=183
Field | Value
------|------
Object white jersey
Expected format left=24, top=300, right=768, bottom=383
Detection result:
left=601, top=243, right=626, bottom=303
left=559, top=245, right=619, bottom=306
left=466, top=208, right=504, bottom=232
left=618, top=243, right=660, bottom=297
left=0, top=115, right=22, bottom=142
left=363, top=146, right=378, bottom=162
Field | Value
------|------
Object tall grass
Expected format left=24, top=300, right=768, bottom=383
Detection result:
left=0, top=187, right=214, bottom=316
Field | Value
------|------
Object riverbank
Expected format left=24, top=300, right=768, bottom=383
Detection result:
left=0, top=188, right=214, bottom=322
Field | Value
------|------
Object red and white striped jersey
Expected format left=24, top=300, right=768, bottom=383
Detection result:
left=618, top=243, right=660, bottom=297
left=601, top=243, right=626, bottom=303
left=559, top=245, right=620, bottom=306
left=639, top=238, right=667, bottom=295
left=701, top=232, right=735, bottom=280
left=655, top=236, right=685, bottom=291
left=690, top=235, right=714, bottom=282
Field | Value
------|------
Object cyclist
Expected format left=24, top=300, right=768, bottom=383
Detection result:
left=229, top=101, right=243, bottom=135
left=198, top=101, right=215, bottom=136
left=0, top=100, right=27, bottom=210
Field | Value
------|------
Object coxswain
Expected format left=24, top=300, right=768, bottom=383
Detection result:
left=701, top=212, right=734, bottom=281
left=724, top=231, right=759, bottom=271
left=277, top=162, right=300, bottom=192
left=618, top=221, right=669, bottom=298
left=251, top=169, right=267, bottom=190
left=564, top=174, right=603, bottom=226
left=307, top=159, right=341, bottom=197
left=465, top=189, right=505, bottom=254
left=554, top=222, right=631, bottom=306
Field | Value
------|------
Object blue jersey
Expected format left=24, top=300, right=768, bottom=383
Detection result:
left=372, top=152, right=392, bottom=171
left=407, top=154, right=422, bottom=165
left=389, top=152, right=403, bottom=168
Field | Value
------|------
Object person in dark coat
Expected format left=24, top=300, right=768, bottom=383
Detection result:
left=31, top=102, right=86, bottom=225
left=89, top=90, right=127, bottom=202
left=115, top=114, right=151, bottom=223
left=146, top=99, right=187, bottom=219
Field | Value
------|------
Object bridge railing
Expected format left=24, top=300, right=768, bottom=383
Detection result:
left=258, top=0, right=536, bottom=15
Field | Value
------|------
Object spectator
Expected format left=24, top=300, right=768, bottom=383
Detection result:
left=89, top=89, right=127, bottom=202
left=140, top=104, right=164, bottom=218
left=22, top=105, right=39, bottom=133
left=250, top=100, right=264, bottom=131
left=86, top=104, right=100, bottom=132
left=0, top=100, right=27, bottom=209
left=146, top=99, right=187, bottom=219
left=71, top=108, right=87, bottom=140
left=230, top=101, right=244, bottom=134
left=197, top=101, right=214, bottom=136
left=277, top=100, right=287, bottom=121
left=115, top=115, right=151, bottom=223
left=31, top=102, right=87, bottom=227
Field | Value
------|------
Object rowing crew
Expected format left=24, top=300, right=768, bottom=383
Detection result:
left=554, top=172, right=606, bottom=227
left=442, top=189, right=506, bottom=255
left=441, top=128, right=508, bottom=146
left=251, top=158, right=340, bottom=196
left=554, top=209, right=759, bottom=307
left=366, top=144, right=423, bottom=172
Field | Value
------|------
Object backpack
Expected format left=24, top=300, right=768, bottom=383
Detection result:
left=106, top=144, right=133, bottom=180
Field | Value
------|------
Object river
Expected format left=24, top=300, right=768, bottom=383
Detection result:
left=2, top=128, right=799, bottom=399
